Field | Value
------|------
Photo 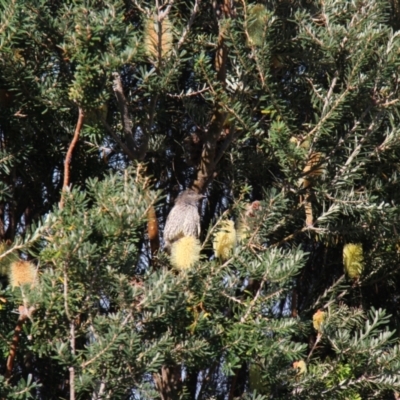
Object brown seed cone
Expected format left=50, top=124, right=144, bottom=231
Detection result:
left=147, top=206, right=160, bottom=255
left=144, top=16, right=173, bottom=61
left=299, top=152, right=324, bottom=189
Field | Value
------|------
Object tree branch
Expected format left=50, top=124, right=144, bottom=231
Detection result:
left=101, top=119, right=137, bottom=162
left=111, top=73, right=149, bottom=161
left=60, top=107, right=85, bottom=209
left=192, top=0, right=233, bottom=193
left=5, top=305, right=35, bottom=380
left=112, top=73, right=135, bottom=149
left=176, top=0, right=200, bottom=49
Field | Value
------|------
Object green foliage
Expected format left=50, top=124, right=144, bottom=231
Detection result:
left=2, top=0, right=400, bottom=399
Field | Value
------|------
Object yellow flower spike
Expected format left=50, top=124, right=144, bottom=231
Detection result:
left=343, top=243, right=364, bottom=279
left=9, top=260, right=37, bottom=288
left=293, top=360, right=307, bottom=375
left=312, top=309, right=326, bottom=333
left=213, top=220, right=236, bottom=261
left=144, top=15, right=173, bottom=61
left=246, top=4, right=268, bottom=47
left=170, top=236, right=201, bottom=271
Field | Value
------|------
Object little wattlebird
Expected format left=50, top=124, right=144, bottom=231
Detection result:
left=163, top=189, right=204, bottom=253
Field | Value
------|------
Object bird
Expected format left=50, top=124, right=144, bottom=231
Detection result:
left=163, top=189, right=204, bottom=253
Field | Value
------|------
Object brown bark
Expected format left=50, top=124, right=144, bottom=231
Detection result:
left=110, top=73, right=151, bottom=161
left=5, top=306, right=34, bottom=380
left=60, top=107, right=85, bottom=209
left=291, top=287, right=298, bottom=318
left=112, top=73, right=136, bottom=155
left=5, top=316, right=26, bottom=380
left=228, top=362, right=247, bottom=400
left=300, top=152, right=324, bottom=227
left=192, top=0, right=233, bottom=193
left=153, top=365, right=182, bottom=400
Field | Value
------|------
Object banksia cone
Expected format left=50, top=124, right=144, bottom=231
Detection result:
left=147, top=205, right=160, bottom=255
left=213, top=220, right=236, bottom=261
left=312, top=309, right=326, bottom=333
left=9, top=260, right=37, bottom=288
left=246, top=4, right=268, bottom=47
left=170, top=236, right=201, bottom=271
left=343, top=243, right=364, bottom=279
left=144, top=15, right=173, bottom=61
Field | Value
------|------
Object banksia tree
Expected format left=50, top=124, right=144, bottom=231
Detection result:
left=2, top=0, right=400, bottom=399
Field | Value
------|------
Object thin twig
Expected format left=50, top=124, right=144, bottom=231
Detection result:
left=101, top=119, right=136, bottom=162
left=112, top=73, right=133, bottom=136
left=306, top=78, right=324, bottom=103
left=60, top=107, right=85, bottom=209
left=166, top=86, right=209, bottom=99
left=63, top=259, right=76, bottom=400
left=332, top=112, right=383, bottom=185
left=81, top=313, right=132, bottom=368
left=132, top=0, right=147, bottom=14
left=91, top=380, right=106, bottom=400
left=321, top=74, right=338, bottom=117
left=176, top=0, right=200, bottom=49
left=307, top=332, right=322, bottom=362
left=200, top=209, right=230, bottom=251
left=158, top=0, right=175, bottom=21
left=222, top=291, right=244, bottom=304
